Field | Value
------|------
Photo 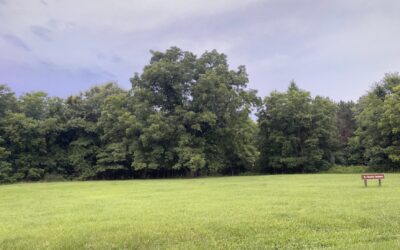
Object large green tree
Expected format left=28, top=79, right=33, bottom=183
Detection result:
left=381, top=84, right=400, bottom=168
left=257, top=82, right=339, bottom=173
left=96, top=91, right=135, bottom=179
left=350, top=73, right=400, bottom=170
left=335, top=101, right=356, bottom=164
left=130, top=47, right=259, bottom=177
left=0, top=136, right=12, bottom=182
left=0, top=85, right=17, bottom=182
left=64, top=83, right=126, bottom=179
left=2, top=92, right=66, bottom=181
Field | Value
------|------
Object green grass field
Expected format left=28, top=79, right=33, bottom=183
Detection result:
left=1, top=174, right=400, bottom=249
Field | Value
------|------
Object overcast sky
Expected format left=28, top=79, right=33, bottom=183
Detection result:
left=1, top=0, right=399, bottom=101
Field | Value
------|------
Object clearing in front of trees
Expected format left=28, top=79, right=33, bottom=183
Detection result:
left=1, top=174, right=399, bottom=249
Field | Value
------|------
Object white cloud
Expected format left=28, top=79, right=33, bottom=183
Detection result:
left=1, top=0, right=262, bottom=33
left=0, top=0, right=400, bottom=100
left=0, top=0, right=263, bottom=80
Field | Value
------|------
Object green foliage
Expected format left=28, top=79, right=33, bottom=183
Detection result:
left=0, top=48, right=259, bottom=182
left=257, top=82, right=339, bottom=173
left=336, top=101, right=356, bottom=144
left=1, top=50, right=400, bottom=182
left=0, top=136, right=13, bottom=183
left=129, top=47, right=259, bottom=177
left=350, top=73, right=400, bottom=170
left=0, top=84, right=17, bottom=116
left=0, top=85, right=17, bottom=182
left=64, top=83, right=127, bottom=179
left=95, top=92, right=134, bottom=179
left=381, top=84, right=400, bottom=167
left=19, top=92, right=50, bottom=120
left=0, top=92, right=69, bottom=182
left=323, top=165, right=370, bottom=173
left=335, top=101, right=356, bottom=164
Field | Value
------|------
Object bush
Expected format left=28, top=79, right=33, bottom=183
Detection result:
left=43, top=174, right=66, bottom=182
left=323, top=165, right=370, bottom=174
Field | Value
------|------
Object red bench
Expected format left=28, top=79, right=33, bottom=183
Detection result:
left=361, top=173, right=384, bottom=187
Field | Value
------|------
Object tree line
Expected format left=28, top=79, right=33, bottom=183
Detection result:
left=0, top=47, right=399, bottom=183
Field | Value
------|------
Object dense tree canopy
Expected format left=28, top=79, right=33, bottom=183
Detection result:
left=257, top=82, right=339, bottom=173
left=0, top=47, right=259, bottom=182
left=0, top=48, right=399, bottom=183
left=348, top=73, right=400, bottom=170
left=129, top=47, right=259, bottom=177
left=335, top=101, right=356, bottom=164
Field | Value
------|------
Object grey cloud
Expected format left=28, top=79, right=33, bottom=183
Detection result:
left=65, top=22, right=76, bottom=29
left=2, top=34, right=31, bottom=51
left=2, top=59, right=119, bottom=97
left=38, top=60, right=116, bottom=80
left=30, top=25, right=52, bottom=41
left=78, top=68, right=116, bottom=81
left=96, top=52, right=122, bottom=63
left=1, top=0, right=400, bottom=101
left=96, top=53, right=107, bottom=60
left=46, top=19, right=76, bottom=30
left=47, top=19, right=58, bottom=28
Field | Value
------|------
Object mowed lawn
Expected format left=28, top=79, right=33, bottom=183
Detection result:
left=1, top=174, right=400, bottom=249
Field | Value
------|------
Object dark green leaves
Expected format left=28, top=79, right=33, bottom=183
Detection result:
left=257, top=83, right=338, bottom=173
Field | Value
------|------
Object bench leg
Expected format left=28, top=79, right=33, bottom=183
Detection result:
left=364, top=179, right=367, bottom=187
left=379, top=179, right=381, bottom=187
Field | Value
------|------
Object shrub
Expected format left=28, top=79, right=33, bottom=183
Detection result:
left=324, top=165, right=370, bottom=174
